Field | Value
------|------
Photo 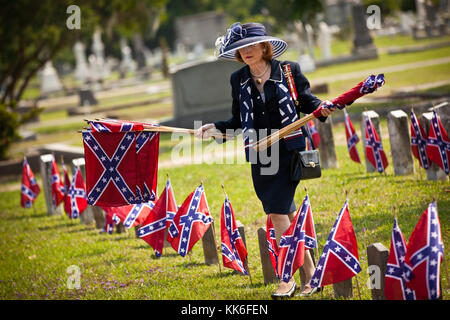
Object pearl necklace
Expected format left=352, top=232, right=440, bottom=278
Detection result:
left=250, top=63, right=270, bottom=84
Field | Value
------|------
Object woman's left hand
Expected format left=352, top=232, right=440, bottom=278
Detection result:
left=319, top=100, right=336, bottom=117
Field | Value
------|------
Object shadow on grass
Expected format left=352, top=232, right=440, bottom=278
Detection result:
left=66, top=226, right=96, bottom=234
left=4, top=212, right=49, bottom=221
left=38, top=222, right=84, bottom=231
left=176, top=261, right=207, bottom=268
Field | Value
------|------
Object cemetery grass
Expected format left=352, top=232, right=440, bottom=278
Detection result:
left=0, top=121, right=449, bottom=300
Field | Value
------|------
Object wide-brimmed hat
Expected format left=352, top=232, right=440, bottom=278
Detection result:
left=215, top=22, right=287, bottom=61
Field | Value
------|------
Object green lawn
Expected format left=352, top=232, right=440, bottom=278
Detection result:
left=1, top=119, right=448, bottom=300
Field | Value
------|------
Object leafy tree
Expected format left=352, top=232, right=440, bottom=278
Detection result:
left=0, top=0, right=167, bottom=159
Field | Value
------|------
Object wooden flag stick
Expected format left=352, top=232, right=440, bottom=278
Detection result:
left=204, top=181, right=221, bottom=274
left=88, top=118, right=235, bottom=140
left=253, top=112, right=317, bottom=151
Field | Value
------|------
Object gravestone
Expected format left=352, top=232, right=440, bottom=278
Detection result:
left=299, top=24, right=316, bottom=73
left=71, top=158, right=101, bottom=226
left=175, top=11, right=227, bottom=53
left=162, top=58, right=241, bottom=128
left=298, top=54, right=316, bottom=74
left=367, top=243, right=389, bottom=300
left=202, top=221, right=219, bottom=265
left=414, top=0, right=428, bottom=39
left=39, top=154, right=62, bottom=216
left=419, top=112, right=448, bottom=181
left=119, top=38, right=136, bottom=77
left=323, top=0, right=354, bottom=27
left=257, top=227, right=278, bottom=284
left=400, top=12, right=415, bottom=36
left=133, top=33, right=152, bottom=79
left=361, top=111, right=382, bottom=173
left=236, top=220, right=246, bottom=247
left=73, top=42, right=90, bottom=84
left=387, top=110, right=414, bottom=175
left=78, top=88, right=98, bottom=106
left=317, top=115, right=338, bottom=169
left=305, top=24, right=315, bottom=60
left=424, top=1, right=442, bottom=37
left=318, top=21, right=332, bottom=60
left=92, top=30, right=110, bottom=80
left=116, top=222, right=126, bottom=234
left=432, top=101, right=450, bottom=134
left=333, top=278, right=353, bottom=298
left=352, top=1, right=378, bottom=59
left=236, top=220, right=249, bottom=273
left=40, top=61, right=63, bottom=95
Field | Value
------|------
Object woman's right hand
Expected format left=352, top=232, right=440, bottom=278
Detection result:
left=194, top=123, right=218, bottom=139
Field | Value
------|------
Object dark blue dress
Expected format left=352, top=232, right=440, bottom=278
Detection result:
left=214, top=59, right=325, bottom=214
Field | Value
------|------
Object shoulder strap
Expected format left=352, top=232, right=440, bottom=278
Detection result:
left=281, top=62, right=316, bottom=149
left=281, top=63, right=299, bottom=106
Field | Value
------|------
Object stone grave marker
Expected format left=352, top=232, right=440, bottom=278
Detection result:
left=367, top=243, right=389, bottom=300
left=352, top=1, right=378, bottom=59
left=333, top=278, right=353, bottom=298
left=162, top=58, right=241, bottom=128
left=318, top=21, right=332, bottom=60
left=39, top=154, right=62, bottom=216
left=432, top=101, right=450, bottom=134
left=73, top=41, right=90, bottom=84
left=71, top=157, right=102, bottom=227
left=202, top=221, right=219, bottom=265
left=236, top=220, right=249, bottom=273
left=419, top=112, right=448, bottom=181
left=387, top=110, right=414, bottom=175
left=317, top=115, right=338, bottom=169
left=414, top=0, right=428, bottom=39
left=257, top=227, right=278, bottom=284
left=175, top=11, right=227, bottom=53
left=40, top=61, right=63, bottom=95
left=78, top=87, right=98, bottom=107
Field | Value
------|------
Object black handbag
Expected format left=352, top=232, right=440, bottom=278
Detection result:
left=280, top=63, right=322, bottom=182
left=290, top=124, right=322, bottom=182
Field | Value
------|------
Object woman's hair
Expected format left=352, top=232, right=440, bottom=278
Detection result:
left=234, top=42, right=273, bottom=63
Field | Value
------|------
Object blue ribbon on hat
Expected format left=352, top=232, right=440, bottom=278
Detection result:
left=219, top=22, right=267, bottom=55
left=221, top=23, right=247, bottom=53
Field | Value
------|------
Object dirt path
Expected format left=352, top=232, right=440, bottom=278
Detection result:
left=310, top=56, right=450, bottom=84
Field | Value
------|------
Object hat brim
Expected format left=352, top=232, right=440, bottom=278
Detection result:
left=217, top=36, right=288, bottom=61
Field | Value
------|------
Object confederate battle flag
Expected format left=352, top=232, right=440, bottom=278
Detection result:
left=82, top=128, right=159, bottom=207
left=138, top=200, right=167, bottom=257
left=61, top=159, right=72, bottom=216
left=404, top=202, right=444, bottom=300
left=306, top=120, right=320, bottom=150
left=344, top=110, right=361, bottom=163
left=20, top=157, right=40, bottom=208
left=310, top=200, right=361, bottom=288
left=167, top=184, right=213, bottom=257
left=410, top=110, right=430, bottom=170
left=426, top=111, right=449, bottom=174
left=50, top=157, right=65, bottom=209
left=364, top=115, right=388, bottom=173
left=65, top=166, right=88, bottom=219
left=385, top=218, right=416, bottom=300
left=277, top=194, right=317, bottom=282
left=138, top=178, right=177, bottom=257
left=220, top=193, right=248, bottom=275
left=266, top=215, right=279, bottom=278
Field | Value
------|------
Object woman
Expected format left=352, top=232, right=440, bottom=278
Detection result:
left=195, top=22, right=335, bottom=298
